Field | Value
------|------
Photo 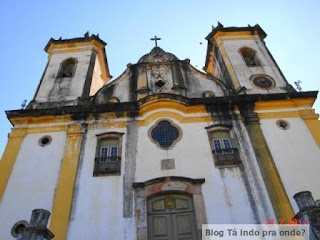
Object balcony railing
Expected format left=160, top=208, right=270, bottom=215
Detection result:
left=94, top=157, right=121, bottom=176
left=212, top=148, right=241, bottom=166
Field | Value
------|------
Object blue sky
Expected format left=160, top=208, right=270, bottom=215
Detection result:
left=0, top=0, right=319, bottom=156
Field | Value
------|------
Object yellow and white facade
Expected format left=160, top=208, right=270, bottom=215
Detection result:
left=0, top=25, right=319, bottom=240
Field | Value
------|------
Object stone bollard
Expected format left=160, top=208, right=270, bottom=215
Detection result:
left=294, top=191, right=320, bottom=240
left=11, top=209, right=54, bottom=240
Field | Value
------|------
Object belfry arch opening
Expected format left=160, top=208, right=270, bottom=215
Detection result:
left=239, top=47, right=260, bottom=67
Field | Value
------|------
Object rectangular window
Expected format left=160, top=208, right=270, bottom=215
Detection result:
left=209, top=129, right=241, bottom=166
left=213, top=139, right=223, bottom=154
left=110, top=146, right=118, bottom=162
left=94, top=135, right=122, bottom=176
left=100, top=147, right=109, bottom=159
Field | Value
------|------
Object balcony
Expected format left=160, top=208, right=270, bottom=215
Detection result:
left=212, top=148, right=241, bottom=166
left=93, top=157, right=121, bottom=176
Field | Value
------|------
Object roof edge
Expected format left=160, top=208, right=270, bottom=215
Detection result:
left=205, top=23, right=267, bottom=41
left=44, top=33, right=107, bottom=52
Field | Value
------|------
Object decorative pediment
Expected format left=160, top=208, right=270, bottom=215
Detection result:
left=138, top=47, right=179, bottom=63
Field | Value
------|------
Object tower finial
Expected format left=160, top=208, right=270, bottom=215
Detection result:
left=217, top=21, right=224, bottom=28
left=21, top=99, right=27, bottom=109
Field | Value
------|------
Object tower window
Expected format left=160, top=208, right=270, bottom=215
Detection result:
left=57, top=58, right=77, bottom=78
left=239, top=47, right=260, bottom=67
left=206, top=125, right=241, bottom=166
left=94, top=132, right=123, bottom=176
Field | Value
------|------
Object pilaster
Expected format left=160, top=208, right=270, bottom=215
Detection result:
left=238, top=101, right=295, bottom=222
left=0, top=128, right=27, bottom=201
left=49, top=123, right=85, bottom=239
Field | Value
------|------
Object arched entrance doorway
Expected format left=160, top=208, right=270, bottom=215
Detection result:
left=147, top=193, right=198, bottom=240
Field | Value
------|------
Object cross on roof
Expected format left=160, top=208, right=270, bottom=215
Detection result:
left=150, top=35, right=161, bottom=47
left=21, top=99, right=27, bottom=109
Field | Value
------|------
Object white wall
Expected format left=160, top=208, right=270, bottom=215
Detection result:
left=135, top=118, right=263, bottom=224
left=36, top=50, right=92, bottom=102
left=67, top=127, right=135, bottom=240
left=222, top=38, right=287, bottom=94
left=260, top=117, right=320, bottom=212
left=0, top=131, right=66, bottom=240
left=67, top=116, right=273, bottom=239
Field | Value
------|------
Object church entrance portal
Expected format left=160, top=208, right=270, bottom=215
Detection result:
left=147, top=194, right=198, bottom=240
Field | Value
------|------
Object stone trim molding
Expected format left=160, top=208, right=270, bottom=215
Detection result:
left=132, top=176, right=205, bottom=189
left=133, top=176, right=206, bottom=240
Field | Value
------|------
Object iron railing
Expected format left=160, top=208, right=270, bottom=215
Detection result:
left=212, top=148, right=241, bottom=166
left=94, top=157, right=121, bottom=176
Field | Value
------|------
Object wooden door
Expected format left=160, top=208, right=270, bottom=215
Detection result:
left=147, top=194, right=198, bottom=240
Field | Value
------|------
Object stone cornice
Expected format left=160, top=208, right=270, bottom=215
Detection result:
left=6, top=91, right=318, bottom=123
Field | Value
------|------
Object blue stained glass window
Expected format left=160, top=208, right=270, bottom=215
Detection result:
left=151, top=121, right=180, bottom=149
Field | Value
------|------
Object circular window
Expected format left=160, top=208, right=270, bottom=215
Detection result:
left=149, top=120, right=182, bottom=149
left=276, top=120, right=290, bottom=130
left=38, top=135, right=52, bottom=147
left=251, top=75, right=275, bottom=89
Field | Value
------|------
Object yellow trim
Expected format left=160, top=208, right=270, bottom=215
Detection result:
left=96, top=48, right=111, bottom=84
left=0, top=128, right=27, bottom=201
left=139, top=111, right=212, bottom=126
left=214, top=38, right=240, bottom=90
left=138, top=100, right=212, bottom=126
left=46, top=40, right=105, bottom=54
left=49, top=46, right=96, bottom=55
left=139, top=99, right=207, bottom=116
left=213, top=30, right=261, bottom=40
left=9, top=115, right=72, bottom=126
left=255, top=98, right=315, bottom=111
left=258, top=111, right=301, bottom=119
left=19, top=125, right=67, bottom=134
left=245, top=122, right=294, bottom=221
left=300, top=109, right=320, bottom=147
left=49, top=124, right=84, bottom=239
left=88, top=121, right=127, bottom=129
left=255, top=98, right=318, bottom=119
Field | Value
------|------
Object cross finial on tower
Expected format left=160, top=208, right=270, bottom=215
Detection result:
left=150, top=35, right=161, bottom=47
left=21, top=99, right=27, bottom=109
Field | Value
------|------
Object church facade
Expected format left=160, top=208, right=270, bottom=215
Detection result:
left=0, top=24, right=320, bottom=240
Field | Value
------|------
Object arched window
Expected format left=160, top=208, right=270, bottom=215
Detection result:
left=57, top=58, right=77, bottom=78
left=239, top=47, right=260, bottom=67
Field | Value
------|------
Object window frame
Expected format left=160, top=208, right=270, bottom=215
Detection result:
left=206, top=124, right=241, bottom=166
left=148, top=119, right=183, bottom=150
left=239, top=47, right=261, bottom=67
left=57, top=58, right=78, bottom=78
left=93, top=132, right=124, bottom=176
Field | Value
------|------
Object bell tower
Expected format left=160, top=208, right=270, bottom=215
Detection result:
left=204, top=23, right=294, bottom=94
left=29, top=33, right=111, bottom=109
